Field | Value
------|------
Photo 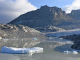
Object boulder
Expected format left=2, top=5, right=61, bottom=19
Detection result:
left=71, top=40, right=80, bottom=50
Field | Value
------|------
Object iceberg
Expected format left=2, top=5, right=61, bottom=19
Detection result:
left=1, top=46, right=43, bottom=54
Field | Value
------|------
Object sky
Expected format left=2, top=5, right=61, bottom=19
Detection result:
left=0, top=0, right=80, bottom=24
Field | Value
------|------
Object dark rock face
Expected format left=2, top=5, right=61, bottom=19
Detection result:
left=60, top=34, right=79, bottom=41
left=71, top=40, right=80, bottom=50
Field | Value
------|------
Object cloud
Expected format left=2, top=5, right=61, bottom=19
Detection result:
left=0, top=0, right=37, bottom=24
left=63, top=0, right=80, bottom=13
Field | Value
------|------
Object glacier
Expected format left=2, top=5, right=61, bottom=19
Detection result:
left=45, top=29, right=80, bottom=37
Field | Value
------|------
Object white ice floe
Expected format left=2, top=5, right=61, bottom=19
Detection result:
left=1, top=46, right=43, bottom=54
left=63, top=50, right=78, bottom=54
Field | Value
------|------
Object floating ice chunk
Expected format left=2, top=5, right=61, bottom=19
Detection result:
left=33, top=38, right=37, bottom=40
left=30, top=47, right=43, bottom=53
left=64, top=50, right=71, bottom=54
left=1, top=46, right=43, bottom=54
left=63, top=50, right=78, bottom=54
left=72, top=51, right=78, bottom=54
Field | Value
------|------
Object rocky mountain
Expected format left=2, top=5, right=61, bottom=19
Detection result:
left=0, top=23, right=46, bottom=39
left=68, top=9, right=80, bottom=20
left=8, top=5, right=75, bottom=31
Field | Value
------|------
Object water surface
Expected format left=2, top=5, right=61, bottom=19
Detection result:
left=0, top=37, right=80, bottom=60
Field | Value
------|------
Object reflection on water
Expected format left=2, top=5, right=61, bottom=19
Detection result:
left=0, top=37, right=80, bottom=60
left=0, top=53, right=20, bottom=60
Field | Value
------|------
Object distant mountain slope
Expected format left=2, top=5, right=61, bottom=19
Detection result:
left=8, top=5, right=80, bottom=30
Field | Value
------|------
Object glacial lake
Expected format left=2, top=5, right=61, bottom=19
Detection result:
left=0, top=37, right=80, bottom=60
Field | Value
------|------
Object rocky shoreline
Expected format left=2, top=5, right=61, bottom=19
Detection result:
left=60, top=34, right=80, bottom=50
left=60, top=34, right=80, bottom=41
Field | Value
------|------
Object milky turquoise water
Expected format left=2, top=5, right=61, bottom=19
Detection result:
left=0, top=37, right=80, bottom=60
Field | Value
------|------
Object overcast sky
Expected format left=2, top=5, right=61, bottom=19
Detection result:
left=0, top=0, right=80, bottom=24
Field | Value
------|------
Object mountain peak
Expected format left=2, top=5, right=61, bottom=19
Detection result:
left=40, top=5, right=49, bottom=8
left=40, top=5, right=62, bottom=11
